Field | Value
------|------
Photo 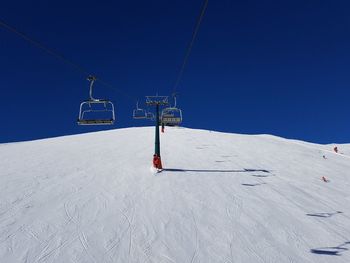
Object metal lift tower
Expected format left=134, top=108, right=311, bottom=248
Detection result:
left=146, top=96, right=168, bottom=170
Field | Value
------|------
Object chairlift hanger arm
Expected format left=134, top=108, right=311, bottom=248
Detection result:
left=145, top=96, right=169, bottom=106
left=87, top=75, right=98, bottom=101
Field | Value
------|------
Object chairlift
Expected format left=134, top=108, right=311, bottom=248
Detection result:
left=161, top=108, right=182, bottom=126
left=161, top=96, right=182, bottom=126
left=133, top=101, right=147, bottom=119
left=145, top=111, right=155, bottom=121
left=77, top=76, right=115, bottom=125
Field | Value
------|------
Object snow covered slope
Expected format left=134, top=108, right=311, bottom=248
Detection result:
left=1, top=127, right=350, bottom=263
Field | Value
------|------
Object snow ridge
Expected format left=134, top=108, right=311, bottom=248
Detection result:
left=0, top=127, right=349, bottom=262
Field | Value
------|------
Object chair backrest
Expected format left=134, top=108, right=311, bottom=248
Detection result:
left=133, top=108, right=147, bottom=119
left=78, top=100, right=115, bottom=125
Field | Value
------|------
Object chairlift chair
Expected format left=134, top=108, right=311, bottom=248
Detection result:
left=133, top=101, right=147, bottom=119
left=146, top=111, right=155, bottom=121
left=161, top=107, right=182, bottom=126
left=77, top=76, right=116, bottom=125
left=161, top=96, right=182, bottom=126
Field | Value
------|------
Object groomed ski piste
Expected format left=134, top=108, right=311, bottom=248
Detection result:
left=1, top=127, right=350, bottom=263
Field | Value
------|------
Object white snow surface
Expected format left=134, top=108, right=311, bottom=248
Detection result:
left=1, top=127, right=350, bottom=263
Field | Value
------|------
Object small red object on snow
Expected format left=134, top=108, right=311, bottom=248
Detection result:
left=153, top=154, right=163, bottom=169
left=334, top=146, right=338, bottom=153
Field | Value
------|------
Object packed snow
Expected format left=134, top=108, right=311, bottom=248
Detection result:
left=0, top=127, right=350, bottom=263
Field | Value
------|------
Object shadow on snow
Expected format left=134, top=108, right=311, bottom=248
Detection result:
left=311, top=242, right=350, bottom=256
left=241, top=183, right=266, bottom=187
left=306, top=211, right=343, bottom=218
left=163, top=168, right=270, bottom=173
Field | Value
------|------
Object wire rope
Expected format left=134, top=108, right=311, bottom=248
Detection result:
left=0, top=18, right=137, bottom=102
left=172, top=0, right=209, bottom=95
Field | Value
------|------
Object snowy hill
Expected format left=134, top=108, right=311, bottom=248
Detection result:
left=1, top=127, right=350, bottom=263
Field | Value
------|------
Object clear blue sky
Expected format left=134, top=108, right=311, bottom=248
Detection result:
left=1, top=0, right=350, bottom=144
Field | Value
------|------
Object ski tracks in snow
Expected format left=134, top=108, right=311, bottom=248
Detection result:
left=225, top=195, right=243, bottom=222
left=63, top=199, right=99, bottom=263
left=251, top=174, right=350, bottom=262
left=225, top=195, right=244, bottom=263
left=119, top=207, right=134, bottom=258
left=190, top=210, right=199, bottom=263
left=100, top=183, right=154, bottom=261
left=264, top=175, right=350, bottom=241
left=27, top=199, right=80, bottom=263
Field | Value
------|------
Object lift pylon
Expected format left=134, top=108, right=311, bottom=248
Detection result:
left=145, top=95, right=169, bottom=170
